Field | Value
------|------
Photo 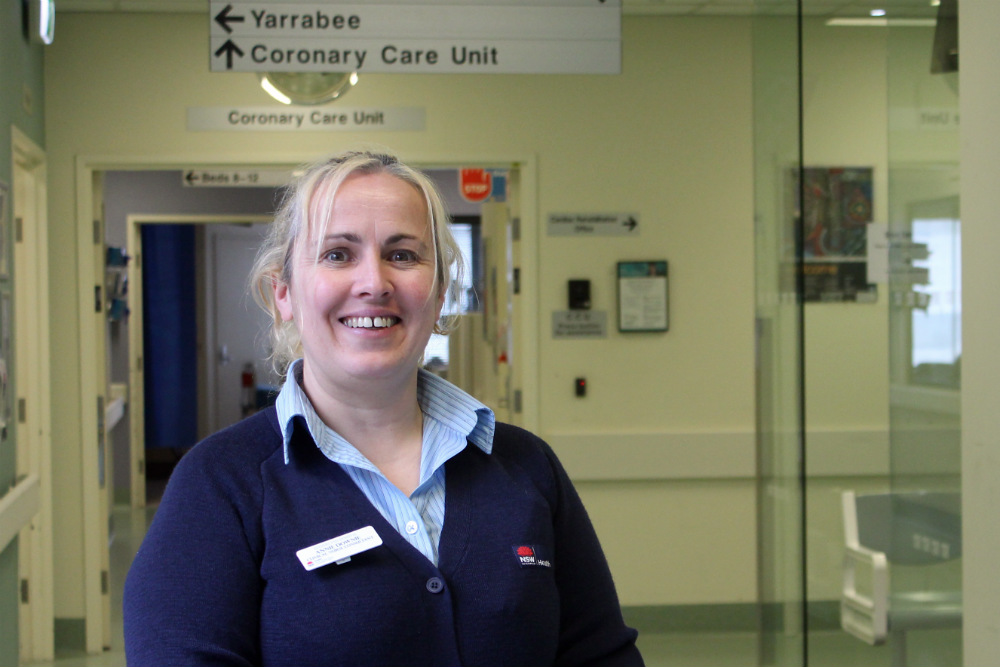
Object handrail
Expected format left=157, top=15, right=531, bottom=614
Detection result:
left=0, top=474, right=41, bottom=554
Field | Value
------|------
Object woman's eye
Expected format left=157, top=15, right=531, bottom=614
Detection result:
left=323, top=249, right=349, bottom=262
left=389, top=249, right=419, bottom=263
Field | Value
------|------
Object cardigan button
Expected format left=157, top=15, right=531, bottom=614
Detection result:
left=426, top=577, right=445, bottom=594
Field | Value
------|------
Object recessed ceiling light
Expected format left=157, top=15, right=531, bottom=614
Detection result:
left=870, top=8, right=887, bottom=17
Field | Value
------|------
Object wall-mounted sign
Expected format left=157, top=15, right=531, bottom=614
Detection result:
left=209, top=1, right=621, bottom=74
left=617, top=261, right=668, bottom=332
left=187, top=106, right=426, bottom=131
left=460, top=168, right=493, bottom=203
left=552, top=311, right=608, bottom=339
left=547, top=212, right=639, bottom=237
left=181, top=169, right=292, bottom=187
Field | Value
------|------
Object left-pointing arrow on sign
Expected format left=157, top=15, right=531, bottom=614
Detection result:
left=214, top=40, right=245, bottom=70
left=214, top=4, right=245, bottom=34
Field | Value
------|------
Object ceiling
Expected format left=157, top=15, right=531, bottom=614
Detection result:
left=625, top=0, right=939, bottom=18
left=56, top=0, right=942, bottom=20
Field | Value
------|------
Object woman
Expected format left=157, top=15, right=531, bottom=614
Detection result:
left=123, top=150, right=643, bottom=667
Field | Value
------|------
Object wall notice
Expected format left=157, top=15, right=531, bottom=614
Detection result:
left=617, top=261, right=668, bottom=332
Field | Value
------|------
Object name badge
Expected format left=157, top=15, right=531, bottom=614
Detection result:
left=296, top=526, right=383, bottom=571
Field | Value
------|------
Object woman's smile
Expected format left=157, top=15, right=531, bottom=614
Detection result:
left=340, top=315, right=401, bottom=329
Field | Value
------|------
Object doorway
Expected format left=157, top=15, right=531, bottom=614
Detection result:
left=123, top=215, right=275, bottom=507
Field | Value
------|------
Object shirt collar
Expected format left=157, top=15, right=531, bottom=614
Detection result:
left=275, top=359, right=495, bottom=465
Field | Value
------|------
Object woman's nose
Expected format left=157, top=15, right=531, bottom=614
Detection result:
left=354, top=256, right=392, bottom=298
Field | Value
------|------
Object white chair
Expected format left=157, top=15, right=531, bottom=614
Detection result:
left=841, top=490, right=962, bottom=667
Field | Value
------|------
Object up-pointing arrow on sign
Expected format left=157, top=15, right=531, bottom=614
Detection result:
left=214, top=40, right=245, bottom=69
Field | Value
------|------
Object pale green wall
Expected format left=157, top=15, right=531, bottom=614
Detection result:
left=42, top=11, right=899, bottom=616
left=0, top=0, right=46, bottom=662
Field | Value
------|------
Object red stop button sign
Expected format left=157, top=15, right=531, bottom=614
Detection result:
left=460, top=168, right=492, bottom=203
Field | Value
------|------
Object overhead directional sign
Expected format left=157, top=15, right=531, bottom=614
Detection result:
left=209, top=1, right=620, bottom=74
left=182, top=168, right=292, bottom=187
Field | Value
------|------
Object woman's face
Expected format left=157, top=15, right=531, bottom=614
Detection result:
left=275, top=171, right=442, bottom=393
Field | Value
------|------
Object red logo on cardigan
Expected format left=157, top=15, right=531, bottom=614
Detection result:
left=513, top=545, right=551, bottom=568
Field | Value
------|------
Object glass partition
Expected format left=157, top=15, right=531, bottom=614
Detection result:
left=794, top=5, right=961, bottom=666
left=752, top=3, right=805, bottom=665
left=885, top=13, right=962, bottom=665
left=754, top=3, right=962, bottom=665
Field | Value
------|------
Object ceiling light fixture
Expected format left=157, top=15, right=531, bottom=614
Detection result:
left=826, top=18, right=935, bottom=27
left=258, top=72, right=358, bottom=106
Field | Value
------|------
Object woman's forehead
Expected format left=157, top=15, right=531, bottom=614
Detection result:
left=300, top=173, right=432, bottom=244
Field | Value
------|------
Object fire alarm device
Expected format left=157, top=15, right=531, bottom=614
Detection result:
left=568, top=280, right=591, bottom=310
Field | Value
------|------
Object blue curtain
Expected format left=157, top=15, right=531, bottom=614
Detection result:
left=141, top=224, right=198, bottom=450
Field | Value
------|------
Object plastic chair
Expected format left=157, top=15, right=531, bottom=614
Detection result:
left=841, top=490, right=962, bottom=667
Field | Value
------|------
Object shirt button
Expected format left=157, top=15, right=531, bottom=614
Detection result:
left=405, top=520, right=419, bottom=535
left=426, top=577, right=445, bottom=594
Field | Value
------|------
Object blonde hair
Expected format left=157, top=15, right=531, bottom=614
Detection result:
left=250, top=151, right=464, bottom=374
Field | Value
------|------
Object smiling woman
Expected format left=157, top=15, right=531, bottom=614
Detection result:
left=122, top=150, right=644, bottom=667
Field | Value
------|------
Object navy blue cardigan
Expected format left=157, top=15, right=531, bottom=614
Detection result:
left=124, top=408, right=643, bottom=666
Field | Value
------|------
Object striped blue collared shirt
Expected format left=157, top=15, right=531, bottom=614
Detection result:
left=275, top=359, right=496, bottom=565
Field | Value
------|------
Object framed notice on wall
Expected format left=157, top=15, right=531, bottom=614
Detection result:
left=617, top=261, right=669, bottom=333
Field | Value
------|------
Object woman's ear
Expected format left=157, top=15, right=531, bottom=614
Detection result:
left=274, top=277, right=295, bottom=322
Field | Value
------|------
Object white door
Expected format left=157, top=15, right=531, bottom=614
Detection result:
left=206, top=225, right=278, bottom=433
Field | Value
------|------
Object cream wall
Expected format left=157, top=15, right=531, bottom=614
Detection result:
left=43, top=11, right=898, bottom=621
left=960, top=2, right=1000, bottom=662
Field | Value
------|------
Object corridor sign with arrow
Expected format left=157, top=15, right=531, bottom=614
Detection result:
left=209, top=1, right=621, bottom=74
left=547, top=213, right=640, bottom=236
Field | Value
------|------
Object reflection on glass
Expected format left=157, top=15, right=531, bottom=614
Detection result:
left=911, top=213, right=961, bottom=387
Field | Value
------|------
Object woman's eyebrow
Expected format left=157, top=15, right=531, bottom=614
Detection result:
left=383, top=233, right=423, bottom=245
left=321, top=232, right=362, bottom=243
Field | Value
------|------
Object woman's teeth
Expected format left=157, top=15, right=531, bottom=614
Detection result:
left=342, top=316, right=398, bottom=329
